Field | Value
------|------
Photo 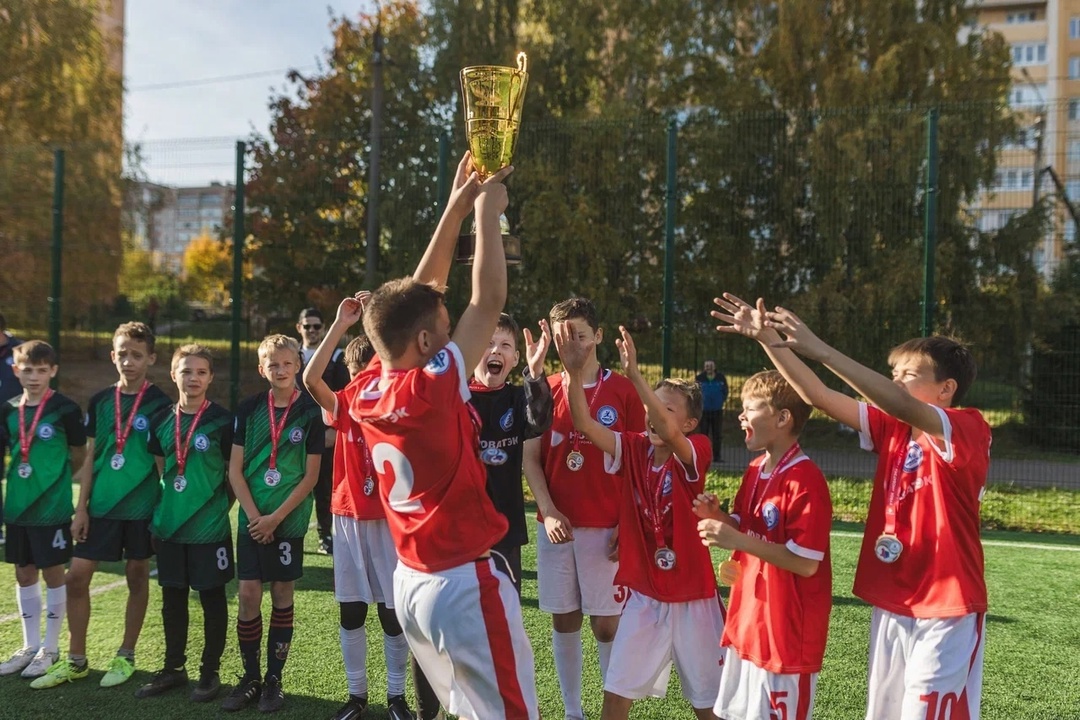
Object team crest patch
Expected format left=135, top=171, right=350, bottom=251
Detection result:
left=37, top=423, right=55, bottom=441
left=4, top=357, right=12, bottom=366
left=133, top=414, right=149, bottom=432
left=499, top=408, right=514, bottom=431
left=597, top=405, right=618, bottom=427
left=194, top=433, right=211, bottom=452
left=762, top=502, right=780, bottom=530
left=903, top=442, right=924, bottom=473
left=424, top=349, right=451, bottom=376
left=289, top=427, right=304, bottom=444
left=481, top=447, right=509, bottom=466
left=661, top=472, right=673, bottom=495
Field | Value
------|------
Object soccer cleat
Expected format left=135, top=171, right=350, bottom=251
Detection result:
left=99, top=655, right=135, bottom=688
left=318, top=536, right=333, bottom=555
left=134, top=667, right=189, bottom=698
left=387, top=693, right=416, bottom=720
left=221, top=676, right=262, bottom=712
left=21, top=647, right=59, bottom=679
left=29, top=658, right=89, bottom=689
left=331, top=694, right=368, bottom=720
left=0, top=646, right=38, bottom=676
left=258, top=675, right=285, bottom=713
left=190, top=669, right=222, bottom=702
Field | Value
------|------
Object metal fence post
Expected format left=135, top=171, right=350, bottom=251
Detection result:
left=922, top=107, right=939, bottom=338
left=231, top=140, right=246, bottom=411
left=662, top=119, right=678, bottom=376
left=49, top=149, right=65, bottom=385
left=436, top=130, right=450, bottom=210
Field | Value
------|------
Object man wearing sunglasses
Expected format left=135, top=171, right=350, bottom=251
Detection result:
left=296, top=308, right=350, bottom=555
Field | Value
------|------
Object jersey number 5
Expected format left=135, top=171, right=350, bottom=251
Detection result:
left=372, top=443, right=423, bottom=514
left=769, top=691, right=788, bottom=720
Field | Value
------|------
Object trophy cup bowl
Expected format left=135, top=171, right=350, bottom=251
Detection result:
left=457, top=53, right=529, bottom=265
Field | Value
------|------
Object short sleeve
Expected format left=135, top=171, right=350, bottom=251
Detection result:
left=147, top=416, right=165, bottom=457
left=782, top=462, right=831, bottom=562
left=219, top=412, right=235, bottom=459
left=305, top=413, right=325, bottom=454
left=621, top=383, right=648, bottom=433
left=413, top=342, right=470, bottom=408
left=858, top=402, right=895, bottom=454
left=685, top=433, right=712, bottom=484
left=729, top=466, right=755, bottom=528
left=63, top=399, right=87, bottom=447
left=232, top=404, right=249, bottom=447
left=324, top=389, right=347, bottom=429
left=85, top=393, right=99, bottom=439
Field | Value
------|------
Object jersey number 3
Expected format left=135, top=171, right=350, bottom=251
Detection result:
left=372, top=443, right=423, bottom=514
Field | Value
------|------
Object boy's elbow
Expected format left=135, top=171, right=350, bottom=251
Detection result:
left=795, top=558, right=820, bottom=578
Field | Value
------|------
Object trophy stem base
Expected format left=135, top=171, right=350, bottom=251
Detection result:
left=456, top=214, right=522, bottom=265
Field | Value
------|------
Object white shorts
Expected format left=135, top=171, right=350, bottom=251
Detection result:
left=605, top=592, right=724, bottom=709
left=866, top=608, right=985, bottom=720
left=394, top=558, right=539, bottom=720
left=714, top=649, right=818, bottom=720
left=536, top=524, right=625, bottom=616
left=333, top=515, right=397, bottom=606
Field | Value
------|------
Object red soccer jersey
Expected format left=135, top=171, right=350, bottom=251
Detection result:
left=348, top=343, right=508, bottom=573
left=538, top=369, right=647, bottom=528
left=853, top=403, right=991, bottom=618
left=721, top=452, right=833, bottom=674
left=607, top=432, right=718, bottom=603
left=324, top=384, right=384, bottom=521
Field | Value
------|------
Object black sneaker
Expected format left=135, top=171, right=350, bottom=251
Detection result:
left=134, top=667, right=188, bottom=698
left=258, top=675, right=285, bottom=713
left=387, top=693, right=416, bottom=720
left=331, top=694, right=368, bottom=720
left=222, top=675, right=262, bottom=711
left=190, top=669, right=221, bottom=702
left=318, top=535, right=333, bottom=555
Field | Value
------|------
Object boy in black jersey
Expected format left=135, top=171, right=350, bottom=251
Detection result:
left=0, top=341, right=86, bottom=680
left=468, top=313, right=553, bottom=594
left=31, top=323, right=171, bottom=691
left=223, top=334, right=323, bottom=713
left=137, top=344, right=234, bottom=704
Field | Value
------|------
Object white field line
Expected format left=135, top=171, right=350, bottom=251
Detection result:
left=831, top=530, right=1080, bottom=552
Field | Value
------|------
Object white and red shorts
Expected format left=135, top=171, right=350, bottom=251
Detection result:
left=866, top=608, right=985, bottom=720
left=333, top=515, right=397, bottom=606
left=714, top=650, right=818, bottom=720
left=393, top=558, right=539, bottom=720
left=536, top=524, right=625, bottom=616
left=605, top=592, right=724, bottom=709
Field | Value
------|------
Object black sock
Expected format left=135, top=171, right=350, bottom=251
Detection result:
left=198, top=586, right=228, bottom=675
left=237, top=615, right=263, bottom=682
left=265, top=604, right=294, bottom=680
left=161, top=586, right=189, bottom=670
left=412, top=656, right=441, bottom=720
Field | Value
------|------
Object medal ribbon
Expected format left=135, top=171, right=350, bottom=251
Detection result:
left=747, top=442, right=803, bottom=522
left=635, top=450, right=674, bottom=551
left=355, top=425, right=374, bottom=482
left=882, top=432, right=913, bottom=537
left=174, top=400, right=209, bottom=477
left=566, top=367, right=605, bottom=458
left=266, top=389, right=299, bottom=471
left=18, top=388, right=53, bottom=466
left=114, top=381, right=149, bottom=457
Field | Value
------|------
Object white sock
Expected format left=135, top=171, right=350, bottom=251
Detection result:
left=16, top=584, right=42, bottom=650
left=552, top=630, right=584, bottom=720
left=597, top=640, right=613, bottom=681
left=44, top=586, right=67, bottom=654
left=340, top=626, right=367, bottom=696
left=383, top=632, right=409, bottom=696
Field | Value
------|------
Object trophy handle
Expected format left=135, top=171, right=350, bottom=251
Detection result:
left=517, top=52, right=528, bottom=73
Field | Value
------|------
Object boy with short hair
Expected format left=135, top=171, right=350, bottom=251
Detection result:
left=555, top=324, right=724, bottom=720
left=137, top=344, right=234, bottom=704
left=0, top=341, right=86, bottom=679
left=522, top=297, right=647, bottom=720
left=303, top=294, right=416, bottom=720
left=222, top=334, right=323, bottom=713
left=31, top=322, right=172, bottom=690
left=469, top=312, right=553, bottom=594
left=714, top=293, right=990, bottom=720
left=695, top=368, right=832, bottom=720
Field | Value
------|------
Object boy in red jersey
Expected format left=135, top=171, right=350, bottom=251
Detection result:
left=555, top=324, right=724, bottom=720
left=522, top=297, right=646, bottom=720
left=303, top=295, right=416, bottom=720
left=348, top=154, right=538, bottom=720
left=695, top=369, right=831, bottom=720
left=713, top=293, right=990, bottom=720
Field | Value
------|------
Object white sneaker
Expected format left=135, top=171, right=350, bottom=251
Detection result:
left=21, top=648, right=58, bottom=679
left=0, top=647, right=39, bottom=676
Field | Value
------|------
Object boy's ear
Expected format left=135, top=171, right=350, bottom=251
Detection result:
left=48, top=365, right=59, bottom=379
left=940, top=378, right=958, bottom=405
left=148, top=352, right=158, bottom=366
left=594, top=326, right=604, bottom=345
left=109, top=350, right=117, bottom=364
left=257, top=363, right=268, bottom=379
left=683, top=416, right=700, bottom=434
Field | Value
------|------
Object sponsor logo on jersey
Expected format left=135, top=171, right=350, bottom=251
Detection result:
left=597, top=405, right=618, bottom=427
left=499, top=407, right=514, bottom=431
left=194, top=433, right=211, bottom=452
left=481, top=447, right=509, bottom=465
left=424, top=348, right=451, bottom=376
left=37, top=423, right=55, bottom=441
left=4, top=357, right=12, bottom=366
left=289, top=427, right=304, bottom=444
left=762, top=502, right=780, bottom=530
left=550, top=429, right=565, bottom=447
left=903, top=441, right=923, bottom=473
left=133, top=414, right=149, bottom=432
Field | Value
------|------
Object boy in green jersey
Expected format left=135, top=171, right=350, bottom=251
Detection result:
left=137, top=344, right=234, bottom=704
left=31, top=322, right=172, bottom=691
left=0, top=341, right=86, bottom=680
left=222, top=334, right=323, bottom=713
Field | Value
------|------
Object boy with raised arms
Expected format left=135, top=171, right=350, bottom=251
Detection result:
left=31, top=322, right=172, bottom=690
left=137, top=344, right=234, bottom=704
left=0, top=341, right=86, bottom=679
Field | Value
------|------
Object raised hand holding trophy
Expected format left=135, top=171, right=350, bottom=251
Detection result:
left=457, top=52, right=529, bottom=265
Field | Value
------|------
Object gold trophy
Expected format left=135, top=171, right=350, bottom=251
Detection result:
left=457, top=52, right=529, bottom=265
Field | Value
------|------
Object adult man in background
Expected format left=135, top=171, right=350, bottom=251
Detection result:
left=0, top=313, right=24, bottom=546
left=695, top=359, right=727, bottom=465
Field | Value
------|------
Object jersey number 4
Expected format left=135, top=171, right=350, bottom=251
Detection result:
left=371, top=443, right=424, bottom=514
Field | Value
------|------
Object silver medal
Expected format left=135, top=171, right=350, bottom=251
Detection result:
left=17, top=462, right=32, bottom=479
left=174, top=475, right=188, bottom=492
left=874, top=534, right=904, bottom=564
left=110, top=453, right=126, bottom=471
left=264, top=468, right=282, bottom=487
left=566, top=450, right=585, bottom=472
left=363, top=476, right=375, bottom=496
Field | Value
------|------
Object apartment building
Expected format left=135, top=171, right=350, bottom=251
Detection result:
left=127, top=181, right=234, bottom=275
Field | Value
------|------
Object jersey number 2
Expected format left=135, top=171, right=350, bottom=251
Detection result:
left=372, top=443, right=423, bottom=514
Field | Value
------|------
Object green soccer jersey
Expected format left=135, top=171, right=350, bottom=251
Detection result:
left=148, top=400, right=233, bottom=544
left=1, top=392, right=86, bottom=526
left=234, top=390, right=324, bottom=538
left=85, top=383, right=173, bottom=520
